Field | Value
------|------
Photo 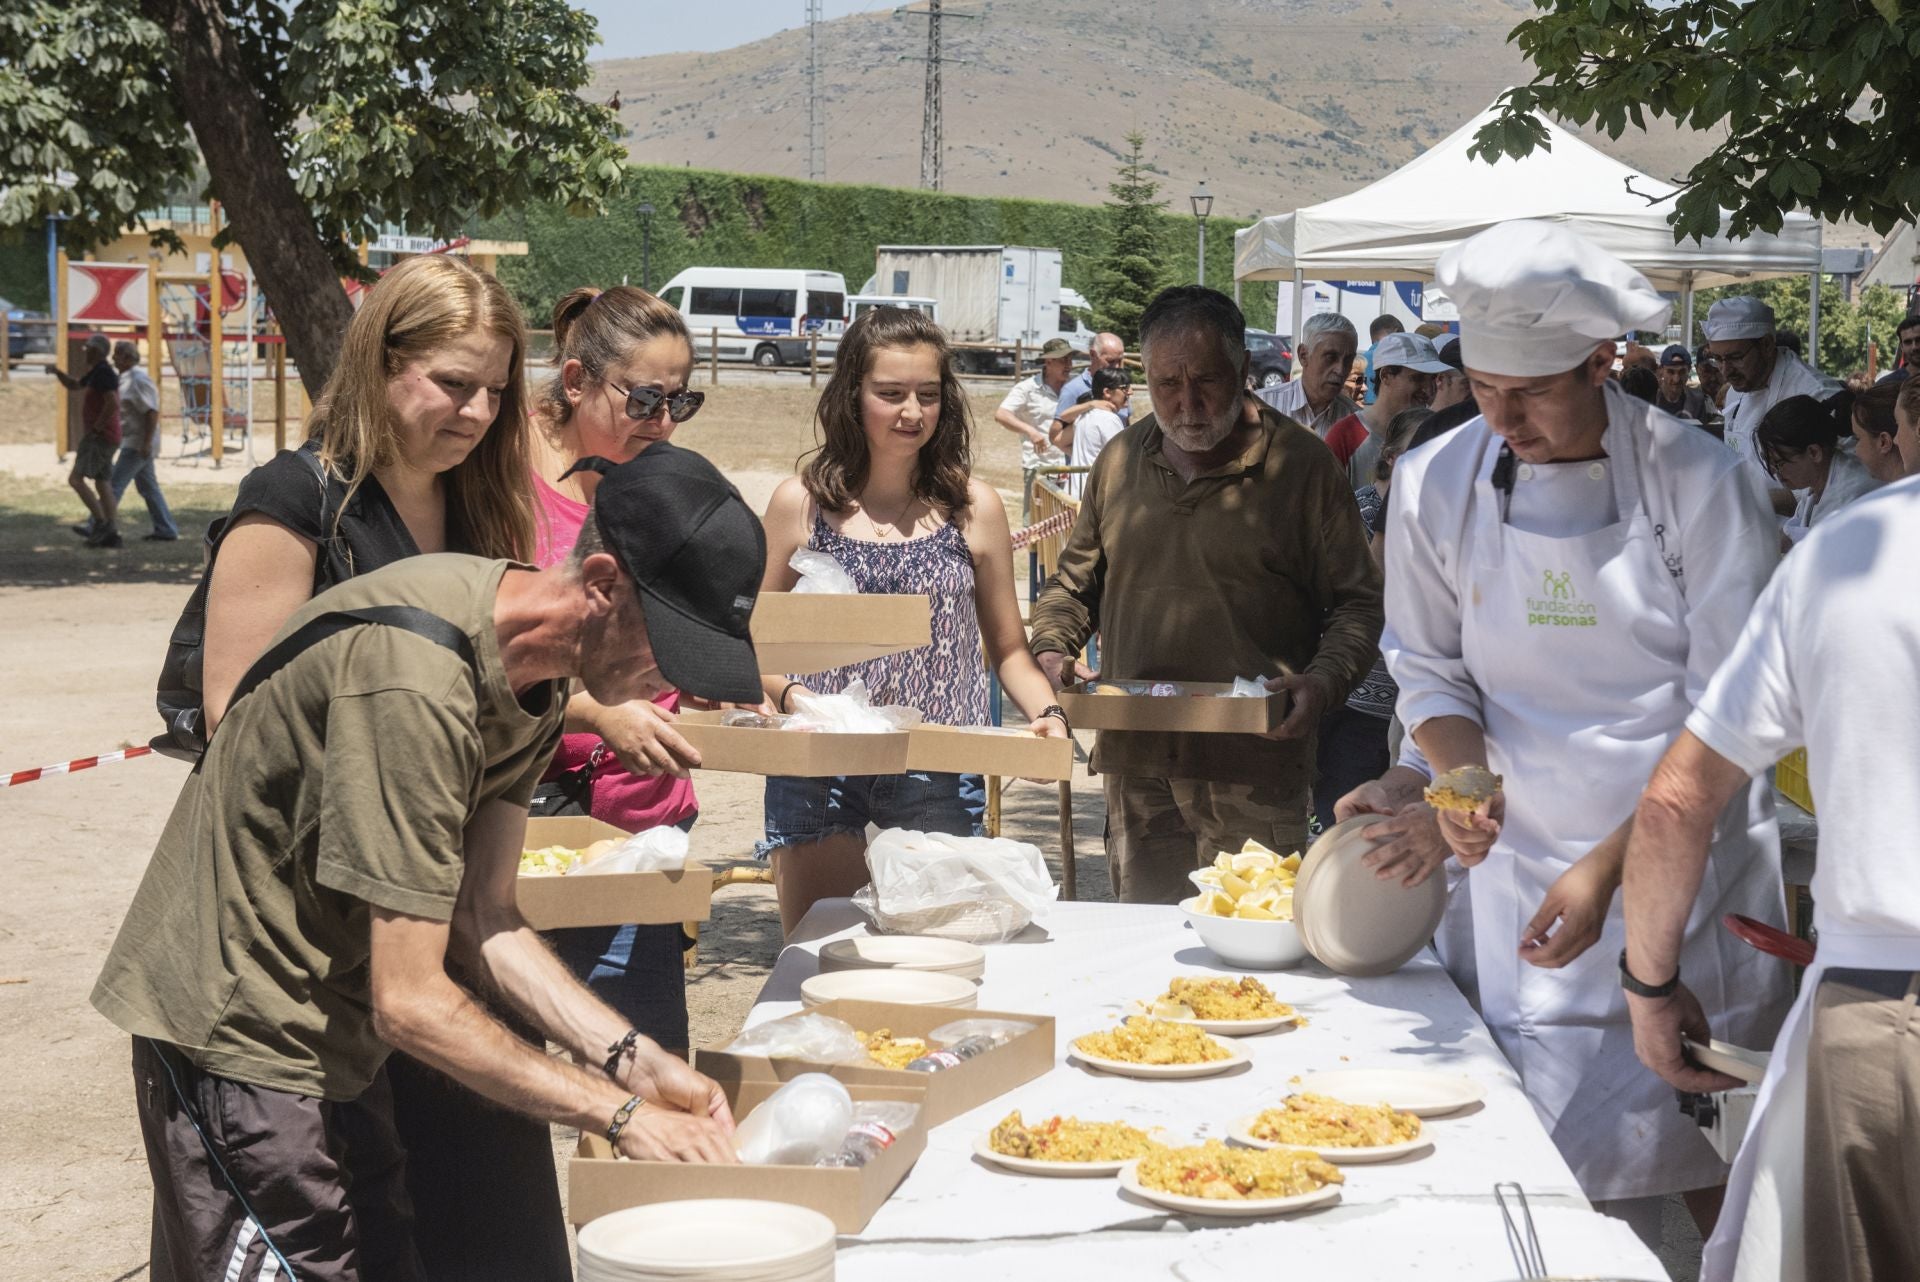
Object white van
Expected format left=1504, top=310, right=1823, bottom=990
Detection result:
left=657, top=267, right=848, bottom=367
left=848, top=294, right=939, bottom=325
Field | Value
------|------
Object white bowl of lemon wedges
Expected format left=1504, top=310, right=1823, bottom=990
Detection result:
left=1179, top=842, right=1308, bottom=970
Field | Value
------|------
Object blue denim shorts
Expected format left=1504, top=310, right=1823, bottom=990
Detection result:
left=758, top=771, right=986, bottom=857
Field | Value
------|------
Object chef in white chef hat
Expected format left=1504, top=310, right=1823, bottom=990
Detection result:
left=1703, top=295, right=1832, bottom=496
left=1377, top=219, right=1792, bottom=1244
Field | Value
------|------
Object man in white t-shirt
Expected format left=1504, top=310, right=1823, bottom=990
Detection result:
left=108, top=340, right=180, bottom=541
left=994, top=337, right=1076, bottom=472
left=1618, top=475, right=1920, bottom=1282
left=1055, top=365, right=1130, bottom=498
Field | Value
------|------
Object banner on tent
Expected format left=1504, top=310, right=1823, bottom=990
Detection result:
left=68, top=263, right=149, bottom=325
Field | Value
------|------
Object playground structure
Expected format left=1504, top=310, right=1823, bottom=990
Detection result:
left=50, top=200, right=304, bottom=467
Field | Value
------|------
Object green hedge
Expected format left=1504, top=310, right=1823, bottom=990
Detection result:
left=475, top=165, right=1281, bottom=334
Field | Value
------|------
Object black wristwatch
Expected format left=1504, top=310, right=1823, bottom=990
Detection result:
left=1619, top=950, right=1679, bottom=999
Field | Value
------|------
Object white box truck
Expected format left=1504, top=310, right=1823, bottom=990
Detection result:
left=871, top=245, right=1086, bottom=372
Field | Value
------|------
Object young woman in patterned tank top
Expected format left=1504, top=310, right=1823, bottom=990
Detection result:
left=757, top=307, right=1069, bottom=934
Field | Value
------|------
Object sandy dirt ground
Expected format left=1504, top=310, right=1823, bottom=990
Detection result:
left=0, top=382, right=1107, bottom=1281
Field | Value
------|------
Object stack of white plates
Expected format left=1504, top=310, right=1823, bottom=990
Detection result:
left=577, top=1200, right=836, bottom=1282
left=818, top=935, right=986, bottom=981
left=799, top=968, right=979, bottom=1010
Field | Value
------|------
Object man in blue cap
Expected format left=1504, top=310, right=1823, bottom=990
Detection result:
left=1654, top=343, right=1723, bottom=437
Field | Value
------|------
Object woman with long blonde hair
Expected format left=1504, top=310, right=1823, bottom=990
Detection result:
left=195, top=253, right=572, bottom=1280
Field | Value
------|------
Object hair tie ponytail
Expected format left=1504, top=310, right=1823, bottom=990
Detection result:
left=550, top=287, right=603, bottom=349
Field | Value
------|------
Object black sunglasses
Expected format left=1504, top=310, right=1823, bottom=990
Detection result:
left=618, top=383, right=705, bottom=423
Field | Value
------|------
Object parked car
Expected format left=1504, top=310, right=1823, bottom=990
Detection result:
left=1244, top=329, right=1293, bottom=387
left=3, top=297, right=53, bottom=361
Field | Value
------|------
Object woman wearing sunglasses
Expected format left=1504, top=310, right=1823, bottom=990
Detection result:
left=525, top=285, right=711, bottom=1054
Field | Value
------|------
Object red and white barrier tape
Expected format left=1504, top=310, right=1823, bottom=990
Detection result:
left=3, top=745, right=152, bottom=788
left=1010, top=510, right=1075, bottom=552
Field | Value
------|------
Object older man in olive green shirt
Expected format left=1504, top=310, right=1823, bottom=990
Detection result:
left=1031, top=287, right=1384, bottom=903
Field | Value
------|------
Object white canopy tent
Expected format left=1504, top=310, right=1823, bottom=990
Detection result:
left=1234, top=101, right=1826, bottom=353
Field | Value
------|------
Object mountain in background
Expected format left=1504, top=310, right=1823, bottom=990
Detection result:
left=592, top=0, right=1737, bottom=224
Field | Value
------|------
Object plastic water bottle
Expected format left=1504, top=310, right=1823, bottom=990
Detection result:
left=818, top=1119, right=901, bottom=1168
left=903, top=1034, right=998, bottom=1073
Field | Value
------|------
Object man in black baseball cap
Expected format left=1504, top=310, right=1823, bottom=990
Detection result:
left=1654, top=342, right=1724, bottom=436
left=95, top=441, right=768, bottom=1281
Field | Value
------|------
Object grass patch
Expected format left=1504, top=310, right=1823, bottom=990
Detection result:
left=0, top=472, right=230, bottom=587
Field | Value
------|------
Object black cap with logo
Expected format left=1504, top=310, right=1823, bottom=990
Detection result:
left=559, top=443, right=767, bottom=703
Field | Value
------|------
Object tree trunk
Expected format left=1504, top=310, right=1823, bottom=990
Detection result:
left=139, top=0, right=352, bottom=403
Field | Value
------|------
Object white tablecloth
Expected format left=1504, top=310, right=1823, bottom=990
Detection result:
left=744, top=900, right=1672, bottom=1281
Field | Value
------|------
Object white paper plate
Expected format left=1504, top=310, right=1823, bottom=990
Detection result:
left=1288, top=1069, right=1485, bottom=1118
left=1068, top=1036, right=1249, bottom=1079
left=970, top=1132, right=1143, bottom=1177
left=576, top=1199, right=837, bottom=1276
left=1294, top=815, right=1447, bottom=977
left=1226, top=1113, right=1434, bottom=1164
left=1134, top=1005, right=1301, bottom=1037
left=1116, top=1161, right=1342, bottom=1218
left=819, top=935, right=986, bottom=980
left=799, top=968, right=978, bottom=1009
left=1683, top=1037, right=1770, bottom=1085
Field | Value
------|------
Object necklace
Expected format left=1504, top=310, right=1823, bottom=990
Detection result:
left=864, top=494, right=918, bottom=539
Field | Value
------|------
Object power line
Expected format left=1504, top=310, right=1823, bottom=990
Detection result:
left=896, top=1, right=979, bottom=192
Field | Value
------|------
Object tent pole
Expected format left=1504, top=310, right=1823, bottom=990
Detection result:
left=1680, top=272, right=1695, bottom=348
left=1290, top=268, right=1305, bottom=355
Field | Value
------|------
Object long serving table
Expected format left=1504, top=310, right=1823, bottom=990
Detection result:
left=744, top=900, right=1672, bottom=1281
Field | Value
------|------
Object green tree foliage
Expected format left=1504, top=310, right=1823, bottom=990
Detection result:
left=477, top=165, right=1278, bottom=342
left=1694, top=280, right=1913, bottom=379
left=0, top=0, right=624, bottom=392
left=1471, top=1, right=1920, bottom=242
left=1094, top=133, right=1170, bottom=345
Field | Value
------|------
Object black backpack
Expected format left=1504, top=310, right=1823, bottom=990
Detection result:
left=150, top=446, right=433, bottom=761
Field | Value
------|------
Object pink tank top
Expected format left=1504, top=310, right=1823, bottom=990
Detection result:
left=533, top=471, right=698, bottom=832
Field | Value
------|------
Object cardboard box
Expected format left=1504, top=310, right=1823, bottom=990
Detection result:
left=569, top=1077, right=928, bottom=1233
left=698, top=998, right=1056, bottom=1128
left=904, top=724, right=1075, bottom=781
left=676, top=710, right=910, bottom=777
left=516, top=815, right=712, bottom=930
left=1057, top=680, right=1290, bottom=735
left=751, top=591, right=931, bottom=676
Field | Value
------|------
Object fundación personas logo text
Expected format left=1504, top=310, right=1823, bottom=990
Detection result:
left=1527, top=569, right=1598, bottom=628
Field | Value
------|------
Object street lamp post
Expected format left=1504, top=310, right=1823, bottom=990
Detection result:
left=637, top=202, right=655, bottom=293
left=1190, top=180, right=1213, bottom=287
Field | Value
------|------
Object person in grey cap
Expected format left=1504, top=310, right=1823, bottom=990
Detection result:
left=1703, top=295, right=1829, bottom=501
left=93, top=442, right=767, bottom=1281
left=1654, top=344, right=1723, bottom=435
left=1327, top=330, right=1452, bottom=489
left=994, top=335, right=1076, bottom=471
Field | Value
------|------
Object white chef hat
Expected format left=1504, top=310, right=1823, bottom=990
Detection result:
left=1435, top=220, right=1672, bottom=377
left=1702, top=296, right=1776, bottom=342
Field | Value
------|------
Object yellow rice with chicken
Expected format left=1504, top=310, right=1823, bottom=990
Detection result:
left=1135, top=1141, right=1343, bottom=1200
left=855, top=1029, right=928, bottom=1070
left=1147, top=976, right=1295, bottom=1022
left=1074, top=1017, right=1233, bottom=1065
left=989, top=1111, right=1162, bottom=1162
left=1247, top=1094, right=1423, bottom=1148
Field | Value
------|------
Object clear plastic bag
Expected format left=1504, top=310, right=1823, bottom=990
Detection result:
left=575, top=825, right=690, bottom=874
left=927, top=1018, right=1035, bottom=1048
left=724, top=1013, right=867, bottom=1064
left=789, top=548, right=858, bottom=595
left=853, top=828, right=1057, bottom=943
left=721, top=709, right=791, bottom=729
left=1227, top=675, right=1272, bottom=698
left=787, top=678, right=923, bottom=734
left=732, top=1073, right=854, bottom=1165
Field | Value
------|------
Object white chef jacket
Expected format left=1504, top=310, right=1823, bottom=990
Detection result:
left=1385, top=399, right=1780, bottom=732
left=1685, top=474, right=1920, bottom=1282
left=1784, top=448, right=1881, bottom=542
left=1720, top=351, right=1831, bottom=482
left=1256, top=378, right=1357, bottom=438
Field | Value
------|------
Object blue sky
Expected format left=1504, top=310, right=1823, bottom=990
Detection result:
left=581, top=1, right=901, bottom=59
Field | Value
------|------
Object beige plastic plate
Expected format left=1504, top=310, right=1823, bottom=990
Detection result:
left=970, top=1132, right=1141, bottom=1177
left=1295, top=815, right=1447, bottom=976
left=1683, top=1037, right=1769, bottom=1085
left=1116, top=1161, right=1342, bottom=1217
left=1289, top=1069, right=1485, bottom=1118
left=1226, top=1113, right=1434, bottom=1164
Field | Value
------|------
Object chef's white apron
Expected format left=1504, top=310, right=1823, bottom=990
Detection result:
left=1452, top=413, right=1791, bottom=1202
left=1709, top=931, right=1920, bottom=1282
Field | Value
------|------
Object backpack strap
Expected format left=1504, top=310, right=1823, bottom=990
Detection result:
left=225, top=606, right=477, bottom=717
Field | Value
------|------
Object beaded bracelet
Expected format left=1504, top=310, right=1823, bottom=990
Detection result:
left=1038, top=704, right=1072, bottom=735
left=606, top=1094, right=642, bottom=1145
